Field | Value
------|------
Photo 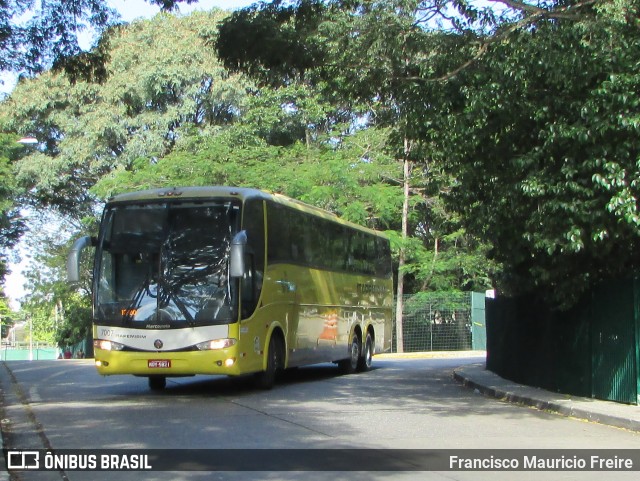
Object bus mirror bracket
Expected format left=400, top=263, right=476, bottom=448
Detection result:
left=230, top=230, right=247, bottom=278
left=67, top=236, right=96, bottom=283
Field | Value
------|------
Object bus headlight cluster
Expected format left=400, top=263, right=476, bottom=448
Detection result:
left=93, top=339, right=125, bottom=351
left=195, top=338, right=237, bottom=351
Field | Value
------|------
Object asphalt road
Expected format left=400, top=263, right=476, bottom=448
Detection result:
left=1, top=355, right=639, bottom=481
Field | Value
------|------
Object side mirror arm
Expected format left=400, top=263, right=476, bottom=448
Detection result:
left=67, top=236, right=96, bottom=283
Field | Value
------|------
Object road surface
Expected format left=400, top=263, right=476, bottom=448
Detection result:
left=1, top=355, right=638, bottom=480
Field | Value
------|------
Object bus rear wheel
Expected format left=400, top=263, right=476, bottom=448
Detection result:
left=357, top=332, right=373, bottom=372
left=339, top=332, right=361, bottom=375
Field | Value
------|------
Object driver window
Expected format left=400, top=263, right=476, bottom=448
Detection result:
left=241, top=199, right=265, bottom=318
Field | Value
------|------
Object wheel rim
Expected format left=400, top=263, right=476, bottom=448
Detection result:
left=271, top=340, right=280, bottom=370
left=364, top=339, right=372, bottom=368
left=350, top=337, right=360, bottom=369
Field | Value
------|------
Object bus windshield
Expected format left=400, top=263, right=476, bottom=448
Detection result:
left=94, top=200, right=241, bottom=328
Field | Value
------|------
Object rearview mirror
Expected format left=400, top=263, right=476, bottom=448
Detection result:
left=230, top=231, right=247, bottom=278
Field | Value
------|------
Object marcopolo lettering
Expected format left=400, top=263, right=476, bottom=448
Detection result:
left=357, top=283, right=388, bottom=295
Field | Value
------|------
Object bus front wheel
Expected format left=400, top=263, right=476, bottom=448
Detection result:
left=255, top=334, right=283, bottom=390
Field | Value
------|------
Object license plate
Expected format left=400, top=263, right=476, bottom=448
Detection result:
left=148, top=360, right=171, bottom=368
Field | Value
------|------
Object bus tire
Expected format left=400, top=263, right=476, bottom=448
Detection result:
left=339, top=332, right=361, bottom=375
left=148, top=376, right=166, bottom=391
left=255, top=334, right=283, bottom=390
left=357, top=332, right=373, bottom=372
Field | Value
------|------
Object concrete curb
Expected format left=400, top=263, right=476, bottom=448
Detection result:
left=375, top=350, right=487, bottom=360
left=453, top=364, right=640, bottom=432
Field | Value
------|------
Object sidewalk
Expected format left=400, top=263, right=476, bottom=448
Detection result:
left=453, top=361, right=640, bottom=432
left=379, top=351, right=640, bottom=432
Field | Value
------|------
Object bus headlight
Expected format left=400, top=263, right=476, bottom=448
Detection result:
left=196, top=338, right=237, bottom=351
left=93, top=339, right=125, bottom=351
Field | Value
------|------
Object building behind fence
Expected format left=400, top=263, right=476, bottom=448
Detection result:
left=392, top=292, right=486, bottom=353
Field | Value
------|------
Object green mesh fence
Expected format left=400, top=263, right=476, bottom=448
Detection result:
left=393, top=292, right=478, bottom=353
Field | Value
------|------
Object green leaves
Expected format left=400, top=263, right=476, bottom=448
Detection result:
left=93, top=126, right=403, bottom=230
left=1, top=10, right=250, bottom=219
left=438, top=5, right=640, bottom=307
left=0, top=134, right=26, bottom=284
left=215, top=0, right=327, bottom=87
left=1, top=1, right=203, bottom=77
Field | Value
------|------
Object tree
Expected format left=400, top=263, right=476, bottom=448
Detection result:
left=217, top=0, right=640, bottom=313
left=18, top=209, right=93, bottom=344
left=0, top=0, right=200, bottom=79
left=434, top=1, right=640, bottom=308
left=216, top=0, right=498, bottom=350
left=0, top=291, right=16, bottom=339
left=0, top=133, right=26, bottom=284
left=216, top=0, right=327, bottom=87
left=93, top=126, right=404, bottom=229
left=0, top=10, right=249, bottom=220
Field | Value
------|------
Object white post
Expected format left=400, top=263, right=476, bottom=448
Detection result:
left=29, top=316, right=33, bottom=361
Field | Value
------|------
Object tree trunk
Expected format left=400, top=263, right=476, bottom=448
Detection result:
left=395, top=138, right=411, bottom=353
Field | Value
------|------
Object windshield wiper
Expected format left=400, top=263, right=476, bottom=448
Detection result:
left=158, top=276, right=196, bottom=326
left=123, top=274, right=153, bottom=324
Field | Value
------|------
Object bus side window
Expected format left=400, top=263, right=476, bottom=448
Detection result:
left=376, top=238, right=392, bottom=278
left=267, top=202, right=290, bottom=263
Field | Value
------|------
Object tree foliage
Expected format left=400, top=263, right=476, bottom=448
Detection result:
left=1, top=10, right=249, bottom=219
left=433, top=1, right=640, bottom=307
left=0, top=133, right=26, bottom=284
left=216, top=0, right=327, bottom=87
left=0, top=0, right=199, bottom=78
left=0, top=291, right=17, bottom=338
left=2, top=3, right=498, bottom=304
left=17, top=209, right=93, bottom=344
left=214, top=0, right=640, bottom=308
left=216, top=0, right=497, bottom=296
left=95, top=127, right=403, bottom=228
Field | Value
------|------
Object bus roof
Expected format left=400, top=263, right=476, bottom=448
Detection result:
left=107, top=186, right=387, bottom=238
left=108, top=186, right=266, bottom=204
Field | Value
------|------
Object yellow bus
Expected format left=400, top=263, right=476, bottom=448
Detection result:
left=67, top=186, right=393, bottom=390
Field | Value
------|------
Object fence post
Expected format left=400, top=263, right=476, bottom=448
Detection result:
left=471, top=292, right=487, bottom=350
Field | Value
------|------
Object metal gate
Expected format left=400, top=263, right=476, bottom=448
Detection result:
left=393, top=292, right=485, bottom=352
left=591, top=278, right=640, bottom=404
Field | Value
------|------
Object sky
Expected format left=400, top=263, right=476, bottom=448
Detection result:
left=3, top=0, right=257, bottom=310
left=109, top=0, right=256, bottom=22
left=0, top=0, right=256, bottom=93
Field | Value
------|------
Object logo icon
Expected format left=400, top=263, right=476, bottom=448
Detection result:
left=8, top=451, right=39, bottom=470
left=154, top=339, right=163, bottom=349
